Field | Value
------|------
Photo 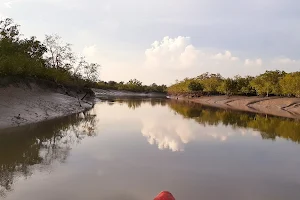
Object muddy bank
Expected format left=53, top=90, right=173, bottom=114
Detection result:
left=0, top=82, right=94, bottom=129
left=0, top=81, right=166, bottom=129
left=173, top=96, right=300, bottom=119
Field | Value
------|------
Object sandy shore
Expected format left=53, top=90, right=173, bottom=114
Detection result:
left=176, top=96, right=300, bottom=119
left=0, top=83, right=93, bottom=129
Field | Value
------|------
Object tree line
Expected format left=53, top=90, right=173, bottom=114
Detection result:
left=168, top=70, right=300, bottom=97
left=0, top=18, right=167, bottom=93
left=97, top=79, right=167, bottom=93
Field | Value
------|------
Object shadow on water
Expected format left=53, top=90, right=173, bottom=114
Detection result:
left=0, top=112, right=97, bottom=198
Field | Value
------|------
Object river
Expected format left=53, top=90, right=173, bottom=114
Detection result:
left=1, top=99, right=300, bottom=200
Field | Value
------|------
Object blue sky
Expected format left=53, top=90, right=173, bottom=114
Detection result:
left=1, top=0, right=299, bottom=84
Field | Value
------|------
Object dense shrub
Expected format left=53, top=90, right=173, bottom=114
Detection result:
left=0, top=18, right=99, bottom=88
left=168, top=71, right=300, bottom=97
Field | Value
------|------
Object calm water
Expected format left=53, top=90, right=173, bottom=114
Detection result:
left=1, top=99, right=300, bottom=200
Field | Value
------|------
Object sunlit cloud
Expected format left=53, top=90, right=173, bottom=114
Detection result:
left=145, top=36, right=200, bottom=70
left=144, top=36, right=242, bottom=71
left=143, top=36, right=265, bottom=82
left=212, top=50, right=239, bottom=61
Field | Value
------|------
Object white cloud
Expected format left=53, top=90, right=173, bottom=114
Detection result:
left=142, top=36, right=264, bottom=82
left=80, top=37, right=298, bottom=85
left=145, top=36, right=201, bottom=70
left=80, top=36, right=299, bottom=84
left=212, top=50, right=239, bottom=61
left=179, top=45, right=200, bottom=66
left=144, top=36, right=241, bottom=74
left=244, top=58, right=263, bottom=66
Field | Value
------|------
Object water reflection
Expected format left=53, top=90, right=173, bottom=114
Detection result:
left=140, top=107, right=259, bottom=152
left=168, top=100, right=300, bottom=143
left=101, top=98, right=167, bottom=110
left=1, top=99, right=300, bottom=200
left=0, top=112, right=96, bottom=198
left=102, top=99, right=194, bottom=151
left=141, top=117, right=195, bottom=152
left=103, top=99, right=300, bottom=152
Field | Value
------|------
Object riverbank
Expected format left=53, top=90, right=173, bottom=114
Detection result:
left=174, top=95, right=300, bottom=119
left=0, top=81, right=167, bottom=129
left=0, top=82, right=94, bottom=129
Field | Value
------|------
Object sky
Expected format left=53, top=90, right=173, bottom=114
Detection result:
left=1, top=0, right=300, bottom=85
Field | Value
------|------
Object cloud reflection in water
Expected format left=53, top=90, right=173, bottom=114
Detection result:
left=141, top=107, right=259, bottom=151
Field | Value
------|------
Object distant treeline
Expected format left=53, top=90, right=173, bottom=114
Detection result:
left=0, top=18, right=166, bottom=93
left=97, top=79, right=167, bottom=93
left=168, top=71, right=300, bottom=97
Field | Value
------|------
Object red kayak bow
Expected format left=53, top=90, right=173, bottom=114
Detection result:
left=154, top=191, right=175, bottom=200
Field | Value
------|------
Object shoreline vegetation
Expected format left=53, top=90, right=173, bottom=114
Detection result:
left=0, top=18, right=166, bottom=128
left=1, top=17, right=300, bottom=128
left=0, top=18, right=167, bottom=94
left=167, top=71, right=300, bottom=119
left=167, top=71, right=300, bottom=98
